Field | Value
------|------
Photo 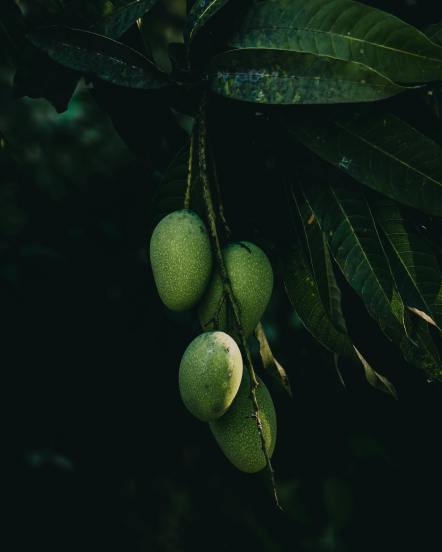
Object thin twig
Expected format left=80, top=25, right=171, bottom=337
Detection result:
left=184, top=126, right=196, bottom=209
left=198, top=97, right=281, bottom=509
left=208, top=135, right=231, bottom=239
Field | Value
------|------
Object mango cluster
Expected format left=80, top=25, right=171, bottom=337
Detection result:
left=149, top=209, right=277, bottom=473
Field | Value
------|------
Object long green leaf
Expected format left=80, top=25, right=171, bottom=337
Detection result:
left=372, top=198, right=442, bottom=331
left=187, top=0, right=231, bottom=43
left=94, top=0, right=159, bottom=39
left=384, top=313, right=442, bottom=381
left=254, top=323, right=292, bottom=397
left=29, top=27, right=170, bottom=89
left=426, top=22, right=442, bottom=45
left=282, top=244, right=396, bottom=397
left=297, top=199, right=348, bottom=334
left=289, top=112, right=442, bottom=216
left=210, top=49, right=406, bottom=104
left=301, top=179, right=406, bottom=333
left=230, top=0, right=442, bottom=83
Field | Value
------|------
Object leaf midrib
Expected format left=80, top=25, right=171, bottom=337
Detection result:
left=234, top=25, right=442, bottom=64
left=326, top=186, right=396, bottom=318
left=332, top=120, right=442, bottom=190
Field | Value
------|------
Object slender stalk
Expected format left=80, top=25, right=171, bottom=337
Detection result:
left=184, top=125, right=196, bottom=209
left=208, top=135, right=231, bottom=239
left=198, top=98, right=281, bottom=509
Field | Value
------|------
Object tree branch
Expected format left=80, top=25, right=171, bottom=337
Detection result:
left=197, top=96, right=281, bottom=509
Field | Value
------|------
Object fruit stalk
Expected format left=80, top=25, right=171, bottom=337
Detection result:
left=197, top=97, right=281, bottom=509
left=184, top=125, right=196, bottom=209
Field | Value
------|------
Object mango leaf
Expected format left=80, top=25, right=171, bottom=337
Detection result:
left=384, top=313, right=442, bottom=381
left=94, top=0, right=159, bottom=39
left=426, top=22, right=442, bottom=45
left=210, top=49, right=406, bottom=105
left=282, top=244, right=397, bottom=397
left=230, top=0, right=442, bottom=83
left=29, top=27, right=170, bottom=89
left=372, top=198, right=442, bottom=331
left=289, top=112, right=442, bottom=217
left=301, top=179, right=407, bottom=335
left=296, top=199, right=348, bottom=334
left=186, top=0, right=231, bottom=43
left=254, top=323, right=292, bottom=397
left=423, top=24, right=442, bottom=119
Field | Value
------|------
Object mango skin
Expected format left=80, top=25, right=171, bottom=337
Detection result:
left=149, top=209, right=212, bottom=311
left=209, top=373, right=277, bottom=473
left=198, top=241, right=273, bottom=337
left=179, top=331, right=243, bottom=421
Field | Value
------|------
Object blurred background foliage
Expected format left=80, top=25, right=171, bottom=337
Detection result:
left=2, top=1, right=442, bottom=551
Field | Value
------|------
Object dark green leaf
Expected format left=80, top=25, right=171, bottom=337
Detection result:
left=254, top=322, right=292, bottom=397
left=230, top=0, right=442, bottom=83
left=301, top=179, right=406, bottom=333
left=187, top=0, right=231, bottom=43
left=282, top=243, right=397, bottom=397
left=297, top=200, right=348, bottom=334
left=423, top=24, right=442, bottom=119
left=94, top=0, right=159, bottom=39
left=29, top=27, right=170, bottom=89
left=372, top=198, right=442, bottom=331
left=289, top=112, right=442, bottom=216
left=426, top=22, right=442, bottom=45
left=210, top=49, right=406, bottom=105
left=384, top=313, right=442, bottom=381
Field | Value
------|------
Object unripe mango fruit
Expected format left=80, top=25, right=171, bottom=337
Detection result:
left=209, top=373, right=277, bottom=473
left=179, top=331, right=243, bottom=421
left=198, top=241, right=273, bottom=337
left=149, top=209, right=212, bottom=311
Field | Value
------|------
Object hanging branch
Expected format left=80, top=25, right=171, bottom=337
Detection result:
left=197, top=96, right=281, bottom=509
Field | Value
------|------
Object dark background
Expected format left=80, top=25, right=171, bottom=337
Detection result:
left=2, top=1, right=442, bottom=550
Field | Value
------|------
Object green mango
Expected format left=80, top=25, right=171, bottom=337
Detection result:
left=209, top=373, right=277, bottom=473
left=179, top=331, right=243, bottom=421
left=198, top=241, right=273, bottom=337
left=149, top=209, right=212, bottom=311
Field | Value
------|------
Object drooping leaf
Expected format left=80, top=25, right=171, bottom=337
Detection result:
left=296, top=199, right=348, bottom=334
left=423, top=24, right=442, bottom=119
left=93, top=0, right=159, bottom=39
left=372, top=198, right=442, bottom=331
left=210, top=49, right=406, bottom=105
left=426, top=22, right=442, bottom=45
left=353, top=348, right=398, bottom=398
left=230, top=0, right=442, bottom=83
left=384, top=312, right=442, bottom=381
left=254, top=322, right=292, bottom=397
left=186, top=0, right=231, bottom=43
left=29, top=27, right=170, bottom=89
left=301, top=179, right=406, bottom=334
left=282, top=244, right=397, bottom=397
left=289, top=112, right=442, bottom=217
